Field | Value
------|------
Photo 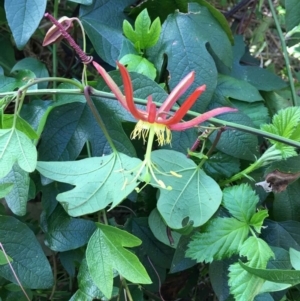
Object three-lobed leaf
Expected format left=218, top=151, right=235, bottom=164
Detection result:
left=123, top=9, right=161, bottom=50
left=0, top=128, right=37, bottom=178
left=37, top=153, right=142, bottom=216
left=86, top=224, right=151, bottom=298
left=187, top=217, right=249, bottom=262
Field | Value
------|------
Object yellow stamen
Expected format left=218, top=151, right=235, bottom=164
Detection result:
left=130, top=120, right=172, bottom=146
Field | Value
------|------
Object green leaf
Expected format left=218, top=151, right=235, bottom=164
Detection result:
left=170, top=234, right=196, bottom=273
left=80, top=0, right=135, bottom=66
left=125, top=217, right=174, bottom=269
left=12, top=58, right=49, bottom=89
left=239, top=237, right=274, bottom=266
left=38, top=100, right=136, bottom=160
left=229, top=237, right=274, bottom=301
left=218, top=36, right=287, bottom=91
left=290, top=248, right=300, bottom=270
left=216, top=74, right=263, bottom=102
left=261, top=107, right=300, bottom=140
left=0, top=183, right=13, bottom=198
left=37, top=153, right=142, bottom=216
left=151, top=150, right=222, bottom=229
left=2, top=115, right=38, bottom=139
left=222, top=184, right=259, bottom=223
left=0, top=251, right=12, bottom=265
left=0, top=164, right=30, bottom=216
left=209, top=111, right=258, bottom=161
left=186, top=217, right=249, bottom=262
left=0, top=128, right=37, bottom=178
left=123, top=9, right=161, bottom=50
left=239, top=261, right=300, bottom=285
left=42, top=205, right=96, bottom=252
left=0, top=34, right=16, bottom=74
left=286, top=0, right=300, bottom=31
left=5, top=0, right=47, bottom=49
left=230, top=100, right=270, bottom=128
left=250, top=210, right=269, bottom=234
left=148, top=208, right=181, bottom=248
left=70, top=258, right=118, bottom=301
left=119, top=54, right=156, bottom=80
left=229, top=262, right=265, bottom=301
left=272, top=179, right=300, bottom=221
left=86, top=224, right=151, bottom=299
left=59, top=249, right=83, bottom=277
left=203, top=152, right=240, bottom=181
left=0, top=215, right=53, bottom=288
left=68, top=0, right=93, bottom=4
left=261, top=220, right=300, bottom=251
left=148, top=5, right=232, bottom=112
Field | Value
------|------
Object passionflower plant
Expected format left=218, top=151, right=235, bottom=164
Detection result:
left=93, top=61, right=237, bottom=190
left=93, top=61, right=236, bottom=146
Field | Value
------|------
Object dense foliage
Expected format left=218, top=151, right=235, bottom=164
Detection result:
left=0, top=0, right=300, bottom=300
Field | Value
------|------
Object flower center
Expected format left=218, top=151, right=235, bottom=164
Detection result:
left=130, top=120, right=172, bottom=146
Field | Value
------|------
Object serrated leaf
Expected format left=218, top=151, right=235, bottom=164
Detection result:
left=229, top=238, right=274, bottom=301
left=123, top=9, right=161, bottom=50
left=203, top=152, right=240, bottom=181
left=37, top=154, right=142, bottom=216
left=0, top=128, right=37, bottom=178
left=261, top=107, right=300, bottom=140
left=86, top=224, right=151, bottom=299
left=148, top=208, right=181, bottom=248
left=186, top=217, right=249, bottom=262
left=239, top=237, right=274, bottom=266
left=222, top=184, right=259, bottom=222
left=5, top=0, right=47, bottom=49
left=229, top=262, right=265, bottom=301
left=250, top=210, right=269, bottom=233
left=0, top=215, right=53, bottom=288
left=119, top=54, right=156, bottom=80
left=290, top=248, right=300, bottom=270
left=0, top=164, right=30, bottom=216
left=151, top=150, right=222, bottom=229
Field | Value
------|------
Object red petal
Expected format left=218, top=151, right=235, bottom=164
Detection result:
left=158, top=71, right=195, bottom=115
left=169, top=107, right=237, bottom=131
left=146, top=96, right=157, bottom=123
left=117, top=62, right=144, bottom=120
left=93, top=61, right=128, bottom=109
left=164, top=85, right=206, bottom=126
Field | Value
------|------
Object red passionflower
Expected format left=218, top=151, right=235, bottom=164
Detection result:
left=93, top=61, right=237, bottom=145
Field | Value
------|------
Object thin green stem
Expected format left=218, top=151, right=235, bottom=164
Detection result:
left=1, top=85, right=300, bottom=149
left=121, top=277, right=134, bottom=301
left=268, top=0, right=297, bottom=106
left=102, top=210, right=108, bottom=225
left=84, top=86, right=117, bottom=152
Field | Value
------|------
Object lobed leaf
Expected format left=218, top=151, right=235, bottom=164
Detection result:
left=37, top=153, right=142, bottom=216
left=86, top=224, right=151, bottom=299
left=186, top=217, right=249, bottom=262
